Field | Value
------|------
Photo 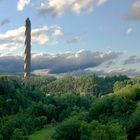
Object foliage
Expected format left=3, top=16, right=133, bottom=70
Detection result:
left=53, top=116, right=81, bottom=140
left=53, top=117, right=127, bottom=140
left=0, top=75, right=139, bottom=140
left=81, top=121, right=127, bottom=140
left=43, top=75, right=128, bottom=96
left=127, top=103, right=140, bottom=140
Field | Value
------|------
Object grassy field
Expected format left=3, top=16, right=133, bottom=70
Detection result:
left=29, top=126, right=55, bottom=140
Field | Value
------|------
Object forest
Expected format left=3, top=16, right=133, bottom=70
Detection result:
left=0, top=75, right=140, bottom=140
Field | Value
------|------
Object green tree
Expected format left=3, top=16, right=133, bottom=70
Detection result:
left=81, top=121, right=127, bottom=140
left=0, top=135, right=3, bottom=140
left=128, top=103, right=140, bottom=140
left=53, top=116, right=81, bottom=140
left=12, top=128, right=28, bottom=140
left=136, top=136, right=140, bottom=140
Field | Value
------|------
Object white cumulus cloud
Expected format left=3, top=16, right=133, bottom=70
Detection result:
left=0, top=25, right=63, bottom=52
left=38, top=0, right=108, bottom=17
left=125, top=27, right=134, bottom=35
left=17, top=0, right=31, bottom=11
left=51, top=25, right=63, bottom=36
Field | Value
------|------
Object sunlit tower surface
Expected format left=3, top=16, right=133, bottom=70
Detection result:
left=24, top=18, right=31, bottom=78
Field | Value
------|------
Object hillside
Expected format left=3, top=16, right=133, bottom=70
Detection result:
left=0, top=75, right=139, bottom=140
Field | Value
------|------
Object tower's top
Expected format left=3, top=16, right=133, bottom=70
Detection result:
left=25, top=18, right=31, bottom=27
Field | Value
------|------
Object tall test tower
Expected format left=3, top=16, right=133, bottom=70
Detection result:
left=24, top=18, right=31, bottom=78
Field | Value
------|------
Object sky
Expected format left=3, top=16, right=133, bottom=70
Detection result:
left=0, top=0, right=140, bottom=76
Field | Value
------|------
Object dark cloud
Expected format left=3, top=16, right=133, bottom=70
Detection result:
left=31, top=50, right=123, bottom=74
left=0, top=55, right=23, bottom=73
left=0, top=19, right=10, bottom=26
left=0, top=50, right=122, bottom=74
left=124, top=0, right=140, bottom=21
left=124, top=56, right=140, bottom=65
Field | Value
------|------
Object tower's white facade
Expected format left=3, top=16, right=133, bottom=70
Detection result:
left=24, top=18, right=31, bottom=78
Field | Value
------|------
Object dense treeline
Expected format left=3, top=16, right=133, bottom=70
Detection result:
left=43, top=75, right=129, bottom=96
left=0, top=75, right=139, bottom=140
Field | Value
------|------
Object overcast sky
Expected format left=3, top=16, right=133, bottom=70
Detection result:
left=0, top=0, right=140, bottom=76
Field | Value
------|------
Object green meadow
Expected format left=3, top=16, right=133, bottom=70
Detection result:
left=29, top=127, right=55, bottom=140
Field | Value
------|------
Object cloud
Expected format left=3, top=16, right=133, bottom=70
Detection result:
left=0, top=25, right=63, bottom=51
left=0, top=55, right=23, bottom=73
left=0, top=50, right=122, bottom=74
left=125, top=27, right=134, bottom=35
left=66, top=36, right=80, bottom=44
left=101, top=68, right=140, bottom=77
left=82, top=68, right=140, bottom=77
left=31, top=26, right=49, bottom=45
left=32, top=50, right=123, bottom=74
left=0, top=43, right=23, bottom=52
left=124, top=55, right=140, bottom=65
left=0, top=26, right=25, bottom=44
left=96, top=0, right=108, bottom=7
left=51, top=25, right=63, bottom=36
left=124, top=0, right=140, bottom=20
left=105, top=61, right=115, bottom=68
left=17, top=0, right=31, bottom=11
left=0, top=19, right=10, bottom=26
left=33, top=68, right=140, bottom=77
left=38, top=0, right=108, bottom=17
